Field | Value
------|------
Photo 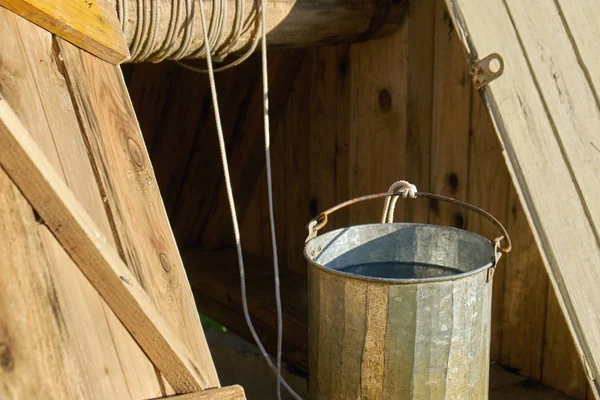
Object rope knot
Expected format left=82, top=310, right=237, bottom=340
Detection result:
left=381, top=180, right=418, bottom=223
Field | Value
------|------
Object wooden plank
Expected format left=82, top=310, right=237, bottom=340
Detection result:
left=0, top=96, right=212, bottom=393
left=199, top=50, right=306, bottom=250
left=0, top=168, right=75, bottom=399
left=500, top=187, right=547, bottom=380
left=404, top=0, right=435, bottom=224
left=467, top=89, right=511, bottom=363
left=157, top=385, right=246, bottom=400
left=543, top=288, right=589, bottom=399
left=55, top=39, right=220, bottom=388
left=503, top=0, right=600, bottom=258
left=0, top=9, right=159, bottom=398
left=429, top=0, right=471, bottom=228
left=7, top=12, right=163, bottom=397
left=445, top=0, right=600, bottom=394
left=347, top=22, right=409, bottom=224
left=0, top=0, right=128, bottom=64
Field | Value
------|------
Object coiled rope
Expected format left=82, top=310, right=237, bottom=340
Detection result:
left=195, top=0, right=304, bottom=399
left=116, top=0, right=262, bottom=71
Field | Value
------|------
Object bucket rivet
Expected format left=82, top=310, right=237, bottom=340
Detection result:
left=317, top=245, right=322, bottom=252
left=311, top=250, right=316, bottom=257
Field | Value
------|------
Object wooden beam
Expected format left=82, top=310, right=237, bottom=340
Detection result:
left=121, top=0, right=406, bottom=62
left=0, top=0, right=128, bottom=64
left=0, top=95, right=211, bottom=394
left=55, top=38, right=219, bottom=390
left=184, top=248, right=309, bottom=371
left=157, top=385, right=246, bottom=400
left=445, top=0, right=600, bottom=397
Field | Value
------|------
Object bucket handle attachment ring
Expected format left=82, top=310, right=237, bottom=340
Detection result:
left=306, top=191, right=512, bottom=256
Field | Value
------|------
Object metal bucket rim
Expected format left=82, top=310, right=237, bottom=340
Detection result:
left=304, top=222, right=495, bottom=285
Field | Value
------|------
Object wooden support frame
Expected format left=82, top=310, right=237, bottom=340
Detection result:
left=0, top=94, right=210, bottom=394
left=155, top=385, right=246, bottom=400
left=0, top=0, right=128, bottom=64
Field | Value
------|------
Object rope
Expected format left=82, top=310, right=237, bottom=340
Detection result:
left=381, top=180, right=417, bottom=223
left=197, top=0, right=303, bottom=398
left=117, top=0, right=262, bottom=69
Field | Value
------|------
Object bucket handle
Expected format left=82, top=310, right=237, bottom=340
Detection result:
left=306, top=191, right=512, bottom=257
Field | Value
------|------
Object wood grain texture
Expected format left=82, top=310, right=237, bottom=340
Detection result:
left=0, top=0, right=128, bottom=63
left=429, top=0, right=471, bottom=229
left=467, top=90, right=511, bottom=362
left=0, top=9, right=158, bottom=398
left=0, top=94, right=215, bottom=393
left=446, top=0, right=600, bottom=396
left=154, top=385, right=245, bottom=400
left=55, top=39, right=220, bottom=389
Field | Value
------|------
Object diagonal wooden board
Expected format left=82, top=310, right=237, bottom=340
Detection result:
left=0, top=0, right=128, bottom=64
left=444, top=0, right=600, bottom=398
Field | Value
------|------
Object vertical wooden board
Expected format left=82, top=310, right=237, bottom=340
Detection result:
left=500, top=187, right=547, bottom=380
left=429, top=0, right=472, bottom=229
left=284, top=54, right=312, bottom=275
left=467, top=90, right=511, bottom=362
left=333, top=45, right=352, bottom=228
left=310, top=45, right=342, bottom=231
left=0, top=10, right=157, bottom=398
left=0, top=169, right=73, bottom=400
left=56, top=41, right=219, bottom=387
left=404, top=0, right=435, bottom=224
left=543, top=289, right=589, bottom=399
left=347, top=24, right=409, bottom=225
left=13, top=14, right=162, bottom=397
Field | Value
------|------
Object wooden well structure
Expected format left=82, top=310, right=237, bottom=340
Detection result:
left=0, top=0, right=599, bottom=398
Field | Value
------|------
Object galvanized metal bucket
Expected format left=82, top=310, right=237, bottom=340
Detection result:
left=304, top=184, right=511, bottom=400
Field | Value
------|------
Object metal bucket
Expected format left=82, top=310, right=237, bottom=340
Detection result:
left=304, top=184, right=511, bottom=400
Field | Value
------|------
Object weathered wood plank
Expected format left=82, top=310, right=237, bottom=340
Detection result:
left=404, top=0, right=435, bottom=224
left=0, top=9, right=158, bottom=398
left=8, top=12, right=163, bottom=397
left=429, top=0, right=471, bottom=229
left=0, top=95, right=212, bottom=393
left=446, top=0, right=600, bottom=394
left=55, top=39, right=220, bottom=388
left=154, top=385, right=246, bottom=400
left=543, top=288, right=589, bottom=399
left=467, top=89, right=511, bottom=363
left=347, top=23, right=409, bottom=224
left=0, top=0, right=128, bottom=63
left=500, top=187, right=547, bottom=380
left=0, top=168, right=75, bottom=400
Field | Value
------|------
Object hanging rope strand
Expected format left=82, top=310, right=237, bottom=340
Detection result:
left=196, top=0, right=303, bottom=398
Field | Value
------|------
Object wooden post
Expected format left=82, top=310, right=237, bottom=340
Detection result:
left=120, top=0, right=407, bottom=62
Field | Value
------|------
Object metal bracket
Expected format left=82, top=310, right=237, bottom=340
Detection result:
left=471, top=53, right=504, bottom=90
